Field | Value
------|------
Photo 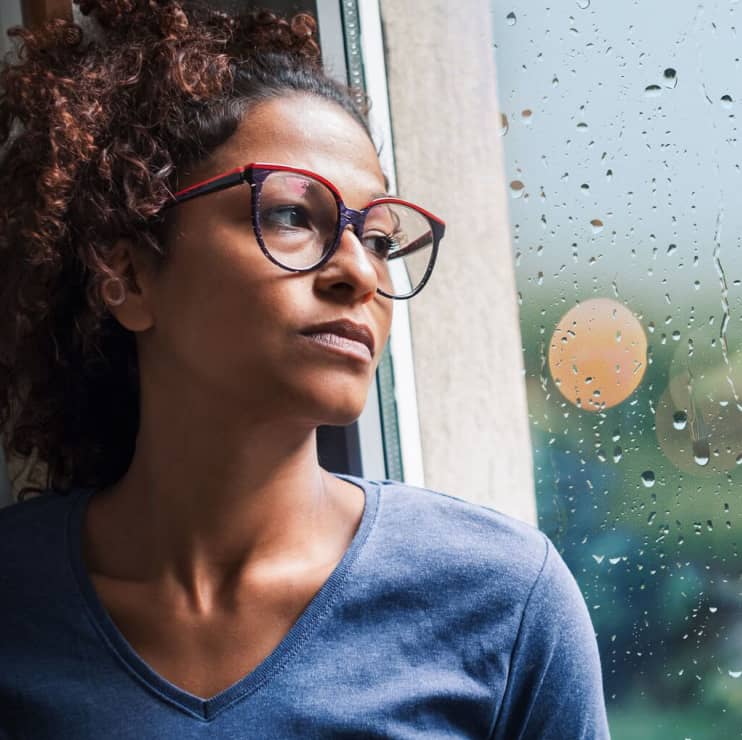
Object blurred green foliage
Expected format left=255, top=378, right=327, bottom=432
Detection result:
left=521, top=310, right=742, bottom=736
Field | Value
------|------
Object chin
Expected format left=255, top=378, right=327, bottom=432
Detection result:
left=316, top=395, right=368, bottom=427
left=299, top=381, right=370, bottom=428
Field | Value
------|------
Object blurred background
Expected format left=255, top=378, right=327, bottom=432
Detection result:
left=492, top=0, right=742, bottom=735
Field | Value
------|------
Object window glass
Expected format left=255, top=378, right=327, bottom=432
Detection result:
left=492, top=1, right=742, bottom=736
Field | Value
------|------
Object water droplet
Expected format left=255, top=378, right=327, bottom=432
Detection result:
left=506, top=11, right=517, bottom=25
left=663, top=68, right=677, bottom=88
left=672, top=411, right=688, bottom=430
left=510, top=180, right=525, bottom=198
left=592, top=554, right=605, bottom=564
left=576, top=121, right=589, bottom=130
left=608, top=556, right=622, bottom=565
left=521, top=108, right=533, bottom=122
left=577, top=0, right=590, bottom=7
left=729, top=670, right=742, bottom=679
left=709, top=606, right=718, bottom=613
left=613, top=446, right=623, bottom=463
left=693, top=440, right=710, bottom=467
left=721, top=94, right=733, bottom=108
left=735, top=452, right=742, bottom=465
left=498, top=113, right=509, bottom=137
left=590, top=218, right=604, bottom=233
left=552, top=75, right=559, bottom=87
left=641, top=470, right=655, bottom=487
left=644, top=84, right=662, bottom=97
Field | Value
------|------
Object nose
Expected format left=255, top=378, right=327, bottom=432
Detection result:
left=314, top=225, right=379, bottom=303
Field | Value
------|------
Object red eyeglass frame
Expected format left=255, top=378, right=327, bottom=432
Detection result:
left=163, top=162, right=446, bottom=300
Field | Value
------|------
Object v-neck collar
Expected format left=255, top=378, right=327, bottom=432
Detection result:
left=67, top=474, right=380, bottom=721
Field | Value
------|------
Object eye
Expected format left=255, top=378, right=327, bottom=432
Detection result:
left=362, top=232, right=400, bottom=260
left=261, top=205, right=313, bottom=230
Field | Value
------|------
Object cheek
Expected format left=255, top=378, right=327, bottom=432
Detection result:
left=151, top=237, right=283, bottom=364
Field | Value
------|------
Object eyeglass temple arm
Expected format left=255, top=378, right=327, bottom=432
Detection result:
left=167, top=171, right=247, bottom=207
left=388, top=231, right=434, bottom=260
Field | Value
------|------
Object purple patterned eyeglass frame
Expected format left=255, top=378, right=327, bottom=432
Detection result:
left=163, top=162, right=446, bottom=299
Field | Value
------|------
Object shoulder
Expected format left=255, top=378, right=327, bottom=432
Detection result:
left=350, top=477, right=553, bottom=606
left=0, top=489, right=76, bottom=527
left=0, top=491, right=81, bottom=569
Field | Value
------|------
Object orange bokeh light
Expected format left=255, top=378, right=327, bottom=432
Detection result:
left=548, top=297, right=648, bottom=411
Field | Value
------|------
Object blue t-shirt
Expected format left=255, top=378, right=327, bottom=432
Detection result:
left=0, top=476, right=610, bottom=739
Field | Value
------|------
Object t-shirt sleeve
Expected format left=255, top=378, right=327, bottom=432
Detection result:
left=490, top=537, right=611, bottom=740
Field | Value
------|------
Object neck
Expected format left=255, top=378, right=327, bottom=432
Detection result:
left=86, top=381, right=360, bottom=608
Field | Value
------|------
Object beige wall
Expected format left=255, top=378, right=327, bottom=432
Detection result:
left=379, top=0, right=536, bottom=523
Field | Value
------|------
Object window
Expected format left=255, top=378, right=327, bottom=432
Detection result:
left=493, top=1, right=742, bottom=735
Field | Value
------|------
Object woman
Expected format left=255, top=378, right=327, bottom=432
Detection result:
left=0, top=1, right=609, bottom=737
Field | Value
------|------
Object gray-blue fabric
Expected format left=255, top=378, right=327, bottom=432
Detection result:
left=0, top=476, right=610, bottom=739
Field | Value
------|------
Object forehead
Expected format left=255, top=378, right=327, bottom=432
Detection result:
left=183, top=94, right=385, bottom=203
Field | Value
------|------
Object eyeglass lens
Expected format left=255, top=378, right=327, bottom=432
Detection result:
left=256, top=171, right=435, bottom=298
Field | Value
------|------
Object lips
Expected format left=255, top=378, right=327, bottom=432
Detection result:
left=300, top=319, right=376, bottom=358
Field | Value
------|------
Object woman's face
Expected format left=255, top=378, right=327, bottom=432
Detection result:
left=139, top=94, right=393, bottom=427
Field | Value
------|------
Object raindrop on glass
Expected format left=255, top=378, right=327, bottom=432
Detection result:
left=498, top=113, right=509, bottom=137
left=577, top=0, right=590, bottom=8
left=692, top=439, right=710, bottom=467
left=672, top=411, right=688, bottom=430
left=510, top=180, right=525, bottom=198
left=721, top=94, right=733, bottom=109
left=506, top=11, right=517, bottom=25
left=641, top=470, right=656, bottom=487
left=644, top=84, right=662, bottom=97
left=590, top=218, right=604, bottom=233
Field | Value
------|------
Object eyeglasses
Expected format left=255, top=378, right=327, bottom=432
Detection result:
left=164, top=163, right=445, bottom=299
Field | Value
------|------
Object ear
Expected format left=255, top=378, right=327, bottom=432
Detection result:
left=102, top=238, right=156, bottom=332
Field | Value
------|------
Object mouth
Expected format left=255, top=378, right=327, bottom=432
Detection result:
left=300, top=319, right=376, bottom=362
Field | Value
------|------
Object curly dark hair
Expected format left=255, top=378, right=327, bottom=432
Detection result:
left=0, top=0, right=369, bottom=498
